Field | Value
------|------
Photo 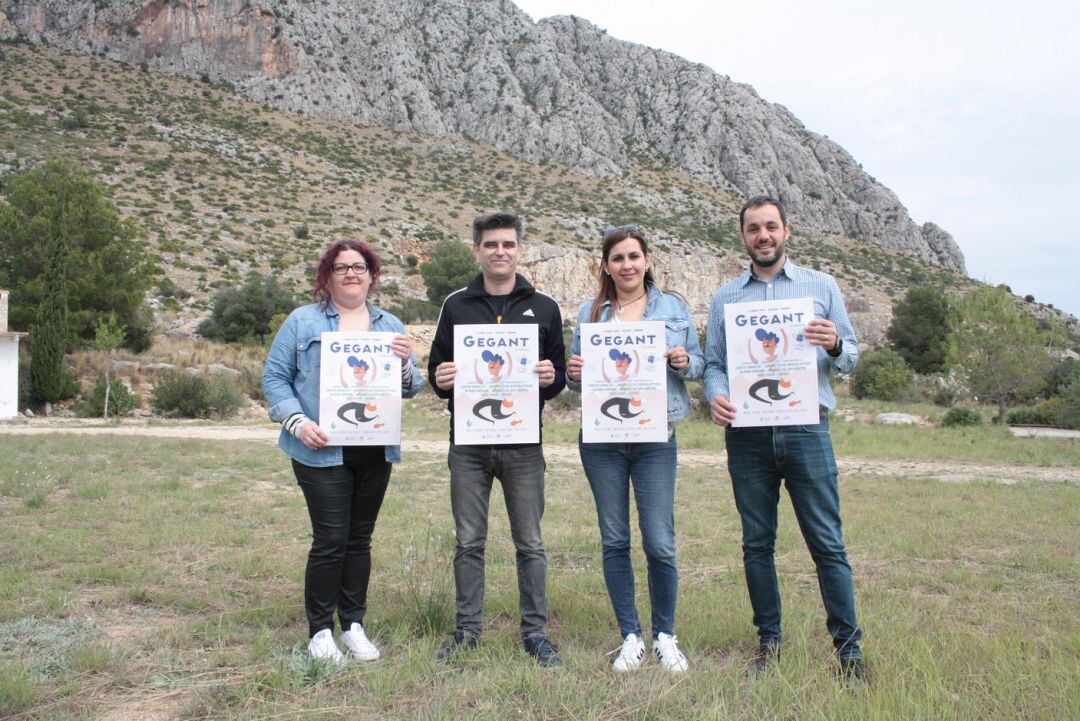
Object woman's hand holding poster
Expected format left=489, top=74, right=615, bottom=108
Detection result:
left=581, top=321, right=667, bottom=443
left=319, top=331, right=402, bottom=445
left=724, top=298, right=819, bottom=427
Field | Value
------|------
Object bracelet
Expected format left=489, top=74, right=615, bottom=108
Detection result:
left=283, top=413, right=311, bottom=438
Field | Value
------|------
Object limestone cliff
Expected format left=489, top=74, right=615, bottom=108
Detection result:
left=0, top=0, right=965, bottom=273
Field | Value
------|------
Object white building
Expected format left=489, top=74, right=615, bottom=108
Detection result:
left=0, top=290, right=28, bottom=419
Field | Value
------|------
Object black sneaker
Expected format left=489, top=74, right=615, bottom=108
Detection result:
left=838, top=656, right=866, bottom=685
left=435, top=630, right=478, bottom=662
left=523, top=635, right=563, bottom=668
left=746, top=642, right=780, bottom=676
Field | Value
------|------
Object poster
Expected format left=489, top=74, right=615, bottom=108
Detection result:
left=724, top=298, right=819, bottom=427
left=580, top=321, right=668, bottom=443
left=318, top=331, right=402, bottom=445
left=453, top=324, right=539, bottom=445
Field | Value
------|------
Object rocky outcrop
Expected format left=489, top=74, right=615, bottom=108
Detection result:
left=0, top=0, right=964, bottom=272
left=523, top=242, right=744, bottom=319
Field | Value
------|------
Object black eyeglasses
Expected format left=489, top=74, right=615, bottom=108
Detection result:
left=332, top=262, right=369, bottom=275
left=602, top=224, right=641, bottom=236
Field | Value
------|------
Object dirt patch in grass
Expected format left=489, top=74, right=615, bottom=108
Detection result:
left=2, top=422, right=1075, bottom=485
left=96, top=692, right=183, bottom=721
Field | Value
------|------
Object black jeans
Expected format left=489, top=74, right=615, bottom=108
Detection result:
left=292, top=446, right=392, bottom=638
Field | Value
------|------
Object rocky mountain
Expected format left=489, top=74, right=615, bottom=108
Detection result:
left=0, top=0, right=965, bottom=272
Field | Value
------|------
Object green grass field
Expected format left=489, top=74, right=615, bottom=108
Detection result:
left=0, top=426, right=1077, bottom=720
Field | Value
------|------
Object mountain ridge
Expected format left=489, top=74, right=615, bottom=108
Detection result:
left=0, top=0, right=965, bottom=272
left=2, top=40, right=987, bottom=347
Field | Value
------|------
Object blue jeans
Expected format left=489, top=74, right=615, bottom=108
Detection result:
left=725, top=415, right=862, bottom=659
left=579, top=431, right=678, bottom=639
left=448, top=444, right=549, bottom=640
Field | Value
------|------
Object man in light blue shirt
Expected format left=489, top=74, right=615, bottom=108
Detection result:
left=704, top=196, right=864, bottom=682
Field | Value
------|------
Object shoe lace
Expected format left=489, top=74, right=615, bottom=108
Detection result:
left=531, top=637, right=558, bottom=657
left=605, top=634, right=638, bottom=658
left=349, top=627, right=373, bottom=647
left=312, top=632, right=338, bottom=655
left=657, top=634, right=685, bottom=661
left=621, top=636, right=644, bottom=662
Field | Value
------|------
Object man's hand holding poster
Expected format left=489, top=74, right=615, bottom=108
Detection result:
left=581, top=321, right=667, bottom=443
left=319, top=331, right=402, bottom=445
left=454, top=324, right=539, bottom=444
left=724, top=298, right=819, bottom=427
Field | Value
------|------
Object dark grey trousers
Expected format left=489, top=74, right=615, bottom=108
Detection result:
left=447, top=443, right=548, bottom=640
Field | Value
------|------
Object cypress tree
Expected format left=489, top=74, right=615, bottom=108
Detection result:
left=30, top=195, right=73, bottom=406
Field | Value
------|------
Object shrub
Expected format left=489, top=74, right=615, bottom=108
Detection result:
left=239, top=366, right=265, bottom=403
left=419, top=239, right=476, bottom=304
left=59, top=107, right=90, bottom=130
left=1006, top=395, right=1067, bottom=427
left=1057, top=379, right=1080, bottom=430
left=198, top=273, right=296, bottom=345
left=850, top=348, right=915, bottom=401
left=1041, top=358, right=1080, bottom=398
left=941, top=406, right=982, bottom=427
left=152, top=372, right=242, bottom=418
left=931, top=383, right=960, bottom=407
left=386, top=298, right=439, bottom=324
left=1004, top=407, right=1036, bottom=425
left=204, top=375, right=244, bottom=417
left=156, top=276, right=191, bottom=300
left=76, top=377, right=138, bottom=418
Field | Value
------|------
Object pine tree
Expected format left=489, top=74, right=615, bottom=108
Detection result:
left=0, top=157, right=153, bottom=350
left=949, top=286, right=1054, bottom=423
left=886, top=285, right=954, bottom=374
left=420, top=239, right=478, bottom=304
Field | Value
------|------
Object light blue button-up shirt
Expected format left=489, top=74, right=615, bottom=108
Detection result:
left=703, top=260, right=859, bottom=411
left=263, top=300, right=425, bottom=467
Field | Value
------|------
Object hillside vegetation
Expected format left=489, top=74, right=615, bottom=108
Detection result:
left=0, top=41, right=975, bottom=337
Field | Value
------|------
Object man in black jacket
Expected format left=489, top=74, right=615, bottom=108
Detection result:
left=428, top=212, right=567, bottom=667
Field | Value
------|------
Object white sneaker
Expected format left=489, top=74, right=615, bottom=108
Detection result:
left=308, top=628, right=345, bottom=663
left=652, top=632, right=689, bottom=673
left=341, top=622, right=380, bottom=661
left=612, top=633, right=646, bottom=672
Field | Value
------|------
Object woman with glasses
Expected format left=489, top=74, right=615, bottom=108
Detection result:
left=263, top=239, right=424, bottom=663
left=566, top=225, right=704, bottom=672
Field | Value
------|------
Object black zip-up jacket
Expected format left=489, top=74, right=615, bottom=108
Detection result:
left=428, top=273, right=566, bottom=444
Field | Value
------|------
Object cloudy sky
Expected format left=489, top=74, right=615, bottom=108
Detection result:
left=516, top=0, right=1080, bottom=316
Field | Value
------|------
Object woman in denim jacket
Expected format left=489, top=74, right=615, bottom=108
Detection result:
left=566, top=225, right=704, bottom=673
left=263, top=239, right=424, bottom=663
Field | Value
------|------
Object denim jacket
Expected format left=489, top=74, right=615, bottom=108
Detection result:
left=567, top=284, right=704, bottom=421
left=262, top=301, right=425, bottom=466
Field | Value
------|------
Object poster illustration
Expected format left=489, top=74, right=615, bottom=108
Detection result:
left=453, top=324, right=539, bottom=445
left=581, top=321, right=667, bottom=443
left=318, top=331, right=402, bottom=445
left=724, top=298, right=819, bottom=427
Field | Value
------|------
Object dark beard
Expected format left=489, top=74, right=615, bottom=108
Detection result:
left=751, top=251, right=782, bottom=267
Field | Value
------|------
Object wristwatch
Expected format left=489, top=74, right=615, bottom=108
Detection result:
left=826, top=337, right=843, bottom=358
